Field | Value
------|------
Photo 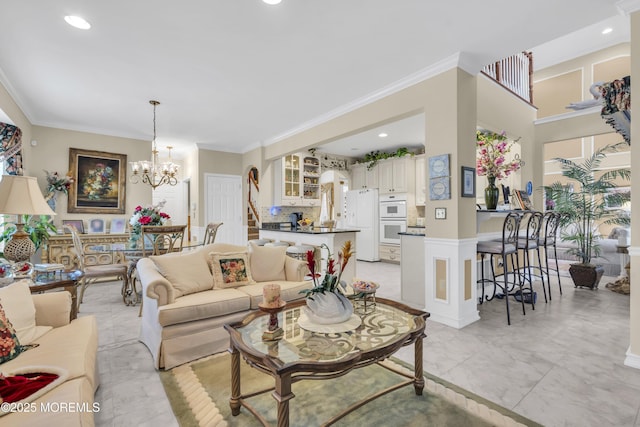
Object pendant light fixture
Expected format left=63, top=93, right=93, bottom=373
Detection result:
left=130, top=100, right=179, bottom=190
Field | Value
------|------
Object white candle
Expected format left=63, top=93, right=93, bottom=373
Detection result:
left=263, top=284, right=282, bottom=308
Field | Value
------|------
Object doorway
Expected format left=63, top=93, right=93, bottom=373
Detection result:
left=204, top=173, right=243, bottom=245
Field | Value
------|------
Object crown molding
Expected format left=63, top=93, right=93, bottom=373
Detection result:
left=617, top=0, right=640, bottom=14
left=265, top=51, right=482, bottom=146
left=0, top=65, right=35, bottom=125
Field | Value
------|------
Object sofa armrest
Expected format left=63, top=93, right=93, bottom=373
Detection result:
left=284, top=256, right=309, bottom=282
left=137, top=258, right=176, bottom=306
left=32, top=292, right=72, bottom=327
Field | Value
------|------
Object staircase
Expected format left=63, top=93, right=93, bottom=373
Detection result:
left=247, top=167, right=260, bottom=241
left=247, top=208, right=260, bottom=240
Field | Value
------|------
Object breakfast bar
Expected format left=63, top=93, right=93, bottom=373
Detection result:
left=259, top=228, right=359, bottom=283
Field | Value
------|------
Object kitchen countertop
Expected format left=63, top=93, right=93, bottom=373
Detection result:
left=399, top=232, right=425, bottom=236
left=259, top=228, right=359, bottom=234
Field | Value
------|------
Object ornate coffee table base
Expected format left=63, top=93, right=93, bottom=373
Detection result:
left=226, top=298, right=428, bottom=427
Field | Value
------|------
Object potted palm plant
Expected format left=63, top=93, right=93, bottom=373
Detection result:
left=543, top=143, right=630, bottom=289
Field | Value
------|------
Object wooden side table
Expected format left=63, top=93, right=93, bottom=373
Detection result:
left=29, top=270, right=84, bottom=321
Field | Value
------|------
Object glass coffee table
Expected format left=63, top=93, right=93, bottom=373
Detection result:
left=224, top=298, right=429, bottom=427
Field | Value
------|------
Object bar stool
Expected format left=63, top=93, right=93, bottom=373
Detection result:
left=286, top=244, right=314, bottom=261
left=477, top=212, right=525, bottom=325
left=248, top=238, right=272, bottom=246
left=515, top=211, right=546, bottom=305
left=538, top=211, right=562, bottom=299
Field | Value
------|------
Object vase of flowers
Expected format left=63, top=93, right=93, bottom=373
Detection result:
left=128, top=201, right=171, bottom=245
left=44, top=170, right=74, bottom=212
left=300, top=241, right=354, bottom=325
left=476, top=130, right=522, bottom=209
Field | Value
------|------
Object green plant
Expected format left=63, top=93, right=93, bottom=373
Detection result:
left=543, top=143, right=630, bottom=265
left=360, top=147, right=414, bottom=170
left=1, top=215, right=57, bottom=252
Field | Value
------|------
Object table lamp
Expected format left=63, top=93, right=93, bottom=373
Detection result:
left=0, top=175, right=56, bottom=262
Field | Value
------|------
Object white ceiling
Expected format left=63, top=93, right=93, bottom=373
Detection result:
left=0, top=0, right=629, bottom=158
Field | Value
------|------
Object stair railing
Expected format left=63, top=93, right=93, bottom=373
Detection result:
left=248, top=172, right=260, bottom=226
left=482, top=51, right=533, bottom=105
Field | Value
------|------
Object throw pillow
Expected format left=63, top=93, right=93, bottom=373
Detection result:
left=0, top=280, right=51, bottom=345
left=209, top=251, right=254, bottom=289
left=0, top=302, right=23, bottom=364
left=151, top=250, right=214, bottom=298
left=248, top=242, right=287, bottom=282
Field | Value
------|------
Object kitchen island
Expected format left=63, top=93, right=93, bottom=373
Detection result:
left=259, top=228, right=359, bottom=283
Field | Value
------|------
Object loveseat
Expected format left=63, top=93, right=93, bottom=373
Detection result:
left=0, top=280, right=99, bottom=427
left=138, top=242, right=311, bottom=369
left=555, top=227, right=628, bottom=276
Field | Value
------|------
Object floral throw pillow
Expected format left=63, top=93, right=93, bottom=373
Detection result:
left=0, top=302, right=24, bottom=364
left=210, top=251, right=254, bottom=289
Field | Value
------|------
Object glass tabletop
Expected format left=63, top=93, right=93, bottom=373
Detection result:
left=233, top=299, right=426, bottom=364
left=87, top=240, right=204, bottom=253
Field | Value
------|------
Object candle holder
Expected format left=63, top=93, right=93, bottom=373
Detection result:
left=258, top=302, right=286, bottom=341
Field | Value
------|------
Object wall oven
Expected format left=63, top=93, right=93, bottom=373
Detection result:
left=379, top=194, right=407, bottom=218
left=380, top=219, right=407, bottom=244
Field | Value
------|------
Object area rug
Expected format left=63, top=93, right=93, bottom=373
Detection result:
left=159, top=353, right=541, bottom=427
left=605, top=277, right=630, bottom=295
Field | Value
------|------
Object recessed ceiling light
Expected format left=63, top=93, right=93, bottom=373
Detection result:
left=378, top=133, right=388, bottom=138
left=262, top=0, right=282, bottom=5
left=64, top=15, right=91, bottom=30
left=602, top=27, right=613, bottom=35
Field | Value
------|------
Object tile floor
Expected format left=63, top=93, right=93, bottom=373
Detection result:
left=81, top=261, right=640, bottom=427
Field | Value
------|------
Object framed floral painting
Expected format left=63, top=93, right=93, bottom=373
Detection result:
left=68, top=148, right=127, bottom=214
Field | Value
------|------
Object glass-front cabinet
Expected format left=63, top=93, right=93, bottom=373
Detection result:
left=283, top=154, right=301, bottom=200
left=274, top=153, right=321, bottom=206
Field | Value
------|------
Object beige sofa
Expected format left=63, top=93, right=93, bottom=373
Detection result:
left=138, top=242, right=311, bottom=369
left=0, top=285, right=99, bottom=427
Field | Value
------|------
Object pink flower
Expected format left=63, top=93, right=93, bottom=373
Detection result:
left=135, top=205, right=142, bottom=212
left=139, top=216, right=152, bottom=225
left=160, top=212, right=170, bottom=219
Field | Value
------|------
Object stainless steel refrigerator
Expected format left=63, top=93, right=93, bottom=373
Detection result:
left=345, top=188, right=379, bottom=261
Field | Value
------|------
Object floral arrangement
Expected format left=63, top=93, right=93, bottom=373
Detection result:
left=476, top=130, right=522, bottom=180
left=128, top=201, right=171, bottom=243
left=80, top=163, right=114, bottom=200
left=44, top=170, right=73, bottom=195
left=300, top=241, right=353, bottom=298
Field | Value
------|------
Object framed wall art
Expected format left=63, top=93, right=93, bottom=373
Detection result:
left=461, top=166, right=476, bottom=198
left=429, top=176, right=451, bottom=200
left=428, top=154, right=450, bottom=178
left=68, top=148, right=127, bottom=214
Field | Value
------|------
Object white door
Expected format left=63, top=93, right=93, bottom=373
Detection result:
left=152, top=181, right=187, bottom=226
left=205, top=173, right=243, bottom=245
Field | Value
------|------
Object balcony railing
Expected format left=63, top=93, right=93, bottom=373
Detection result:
left=482, top=52, right=533, bottom=105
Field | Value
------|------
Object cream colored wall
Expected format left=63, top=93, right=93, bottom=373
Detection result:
left=181, top=145, right=199, bottom=228
left=196, top=148, right=243, bottom=225
left=30, top=126, right=152, bottom=229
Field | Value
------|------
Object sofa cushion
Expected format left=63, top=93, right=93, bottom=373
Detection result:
left=238, top=281, right=311, bottom=309
left=0, top=280, right=51, bottom=345
left=0, top=302, right=23, bottom=364
left=158, top=288, right=251, bottom=327
left=151, top=249, right=214, bottom=298
left=248, top=242, right=287, bottom=282
left=209, top=251, right=254, bottom=289
left=0, top=316, right=99, bottom=390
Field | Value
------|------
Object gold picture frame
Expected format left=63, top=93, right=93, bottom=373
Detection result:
left=68, top=148, right=127, bottom=214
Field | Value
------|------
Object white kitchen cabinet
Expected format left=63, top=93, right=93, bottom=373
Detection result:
left=350, top=163, right=378, bottom=189
left=377, top=156, right=415, bottom=194
left=415, top=154, right=426, bottom=205
left=273, top=153, right=321, bottom=206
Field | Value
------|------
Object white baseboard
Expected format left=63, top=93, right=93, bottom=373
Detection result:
left=624, top=347, right=640, bottom=370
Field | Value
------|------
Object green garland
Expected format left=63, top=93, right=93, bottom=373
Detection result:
left=358, top=147, right=414, bottom=170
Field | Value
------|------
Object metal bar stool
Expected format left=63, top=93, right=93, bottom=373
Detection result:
left=477, top=212, right=525, bottom=325
left=515, top=211, right=546, bottom=306
left=538, top=211, right=562, bottom=299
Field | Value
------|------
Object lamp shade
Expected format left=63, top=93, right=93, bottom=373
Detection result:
left=0, top=175, right=56, bottom=216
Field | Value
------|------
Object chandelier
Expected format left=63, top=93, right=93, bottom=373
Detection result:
left=130, top=100, right=179, bottom=190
